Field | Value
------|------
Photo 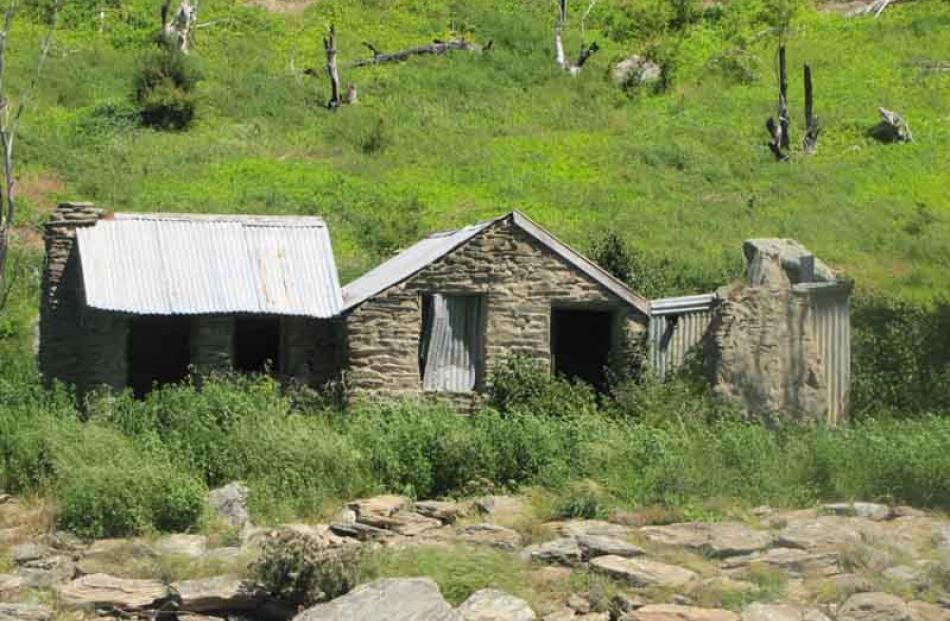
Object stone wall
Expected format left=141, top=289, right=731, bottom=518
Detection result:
left=343, top=219, right=648, bottom=400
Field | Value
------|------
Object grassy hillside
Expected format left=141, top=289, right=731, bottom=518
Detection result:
left=5, top=0, right=948, bottom=298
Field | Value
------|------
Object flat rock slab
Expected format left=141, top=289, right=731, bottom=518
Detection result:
left=458, top=523, right=523, bottom=550
left=348, top=495, right=408, bottom=518
left=15, top=554, right=75, bottom=587
left=56, top=573, right=169, bottom=611
left=293, top=577, right=461, bottom=621
left=838, top=593, right=912, bottom=621
left=822, top=502, right=893, bottom=521
left=576, top=535, right=644, bottom=560
left=775, top=517, right=864, bottom=551
left=550, top=520, right=632, bottom=539
left=358, top=511, right=443, bottom=536
left=640, top=522, right=772, bottom=558
left=457, top=588, right=536, bottom=621
left=741, top=603, right=831, bottom=621
left=907, top=602, right=950, bottom=621
left=172, top=575, right=263, bottom=613
left=0, top=604, right=52, bottom=621
left=590, top=555, right=697, bottom=589
left=522, top=538, right=583, bottom=565
left=415, top=500, right=466, bottom=524
left=721, top=547, right=840, bottom=577
left=329, top=521, right=393, bottom=542
left=0, top=573, right=25, bottom=598
left=624, top=604, right=739, bottom=621
left=154, top=534, right=208, bottom=558
left=475, top=496, right=526, bottom=517
left=11, top=543, right=51, bottom=564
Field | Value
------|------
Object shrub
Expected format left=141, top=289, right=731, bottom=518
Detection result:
left=486, top=356, right=598, bottom=418
left=134, top=49, right=201, bottom=130
left=555, top=480, right=613, bottom=519
left=254, top=529, right=368, bottom=605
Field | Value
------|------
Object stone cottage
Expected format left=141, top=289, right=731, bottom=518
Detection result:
left=339, top=211, right=651, bottom=403
left=40, top=203, right=343, bottom=397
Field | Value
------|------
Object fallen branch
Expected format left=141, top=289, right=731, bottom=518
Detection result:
left=160, top=0, right=198, bottom=53
left=802, top=64, right=820, bottom=154
left=352, top=39, right=487, bottom=67
left=873, top=107, right=913, bottom=142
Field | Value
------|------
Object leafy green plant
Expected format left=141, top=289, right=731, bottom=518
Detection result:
left=134, top=49, right=201, bottom=130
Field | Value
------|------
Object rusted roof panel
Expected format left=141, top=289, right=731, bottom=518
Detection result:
left=76, top=213, right=342, bottom=317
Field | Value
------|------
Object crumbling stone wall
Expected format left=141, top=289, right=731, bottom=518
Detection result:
left=343, top=219, right=648, bottom=401
left=706, top=239, right=852, bottom=423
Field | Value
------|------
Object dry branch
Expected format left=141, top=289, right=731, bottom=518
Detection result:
left=324, top=24, right=343, bottom=109
left=352, top=38, right=486, bottom=67
left=802, top=64, right=820, bottom=154
left=555, top=0, right=599, bottom=75
left=765, top=44, right=790, bottom=161
left=160, top=0, right=198, bottom=53
left=875, top=107, right=913, bottom=142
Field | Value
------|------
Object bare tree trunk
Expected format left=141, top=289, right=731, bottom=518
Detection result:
left=161, top=0, right=198, bottom=53
left=554, top=0, right=599, bottom=75
left=0, top=0, right=57, bottom=300
left=778, top=45, right=790, bottom=150
left=802, top=64, right=820, bottom=154
left=324, top=24, right=343, bottom=110
left=353, top=39, right=486, bottom=67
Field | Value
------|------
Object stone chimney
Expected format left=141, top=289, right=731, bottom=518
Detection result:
left=39, top=202, right=103, bottom=388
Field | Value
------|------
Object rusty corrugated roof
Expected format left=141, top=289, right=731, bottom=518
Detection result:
left=76, top=213, right=343, bottom=317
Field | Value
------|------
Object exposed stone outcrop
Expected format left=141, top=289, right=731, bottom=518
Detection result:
left=838, top=593, right=913, bottom=621
left=55, top=573, right=169, bottom=611
left=457, top=589, right=536, bottom=621
left=171, top=575, right=263, bottom=613
left=207, top=482, right=252, bottom=529
left=625, top=604, right=739, bottom=621
left=0, top=604, right=52, bottom=621
left=292, top=577, right=461, bottom=621
left=590, top=556, right=698, bottom=589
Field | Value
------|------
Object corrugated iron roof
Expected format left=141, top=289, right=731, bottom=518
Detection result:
left=342, top=211, right=650, bottom=315
left=76, top=213, right=343, bottom=317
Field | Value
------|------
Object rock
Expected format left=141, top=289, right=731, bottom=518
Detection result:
left=567, top=594, right=592, bottom=614
left=328, top=521, right=392, bottom=542
left=838, top=593, right=912, bottom=621
left=575, top=535, right=644, bottom=560
left=824, top=573, right=874, bottom=596
left=612, top=593, right=648, bottom=614
left=611, top=55, right=662, bottom=88
left=457, top=588, right=536, bottom=621
left=522, top=538, right=583, bottom=565
left=891, top=506, right=925, bottom=519
left=551, top=520, right=631, bottom=539
left=640, top=522, right=772, bottom=558
left=475, top=496, right=525, bottom=517
left=883, top=565, right=925, bottom=585
left=720, top=547, right=840, bottom=577
left=415, top=500, right=466, bottom=524
left=0, top=527, right=22, bottom=544
left=56, top=573, right=168, bottom=610
left=172, top=575, right=263, bottom=613
left=0, top=574, right=25, bottom=598
left=458, top=523, right=523, bottom=550
left=542, top=609, right=575, bottom=621
left=293, top=577, right=461, bottom=621
left=775, top=517, right=862, bottom=551
left=624, top=604, right=739, bottom=621
left=743, top=239, right=836, bottom=286
left=77, top=538, right=158, bottom=575
left=741, top=604, right=830, bottom=621
left=348, top=495, right=408, bottom=518
left=823, top=503, right=892, bottom=521
left=155, top=533, right=208, bottom=558
left=12, top=543, right=51, bottom=564
left=15, top=554, right=75, bottom=587
left=357, top=511, right=443, bottom=536
left=579, top=614, right=609, bottom=621
left=0, top=604, right=52, bottom=621
left=697, top=577, right=757, bottom=595
left=45, top=531, right=85, bottom=553
left=208, top=482, right=251, bottom=529
left=590, top=556, right=697, bottom=589
left=333, top=508, right=357, bottom=524
left=908, top=602, right=950, bottom=621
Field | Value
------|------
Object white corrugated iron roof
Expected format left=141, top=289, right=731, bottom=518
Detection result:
left=342, top=211, right=650, bottom=315
left=76, top=213, right=343, bottom=317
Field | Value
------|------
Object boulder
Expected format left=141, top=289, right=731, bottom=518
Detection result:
left=822, top=503, right=892, bottom=522
left=624, top=604, right=739, bottom=621
left=775, top=517, right=863, bottom=551
left=348, top=495, right=408, bottom=518
left=292, top=577, right=461, bottom=621
left=0, top=604, right=52, bottom=621
left=357, top=511, right=443, bottom=536
left=207, top=482, right=251, bottom=529
left=155, top=533, right=208, bottom=558
left=720, top=548, right=840, bottom=577
left=611, top=55, right=662, bottom=88
left=590, top=556, right=697, bottom=589
left=11, top=543, right=51, bottom=564
left=741, top=604, right=830, bottom=621
left=550, top=520, right=632, bottom=539
left=640, top=522, right=771, bottom=558
left=172, top=575, right=263, bottom=613
left=56, top=573, right=168, bottom=611
left=457, top=589, right=536, bottom=621
left=458, top=523, right=523, bottom=550
left=576, top=534, right=644, bottom=560
left=743, top=239, right=835, bottom=286
left=15, top=554, right=75, bottom=587
left=0, top=573, right=25, bottom=598
left=475, top=496, right=525, bottom=518
left=908, top=602, right=950, bottom=621
left=77, top=538, right=158, bottom=575
left=838, top=593, right=912, bottom=621
left=328, top=521, right=392, bottom=542
left=522, top=538, right=583, bottom=565
left=415, top=500, right=466, bottom=524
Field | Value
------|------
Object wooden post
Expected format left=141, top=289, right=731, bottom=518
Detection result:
left=778, top=45, right=789, bottom=150
left=803, top=64, right=820, bottom=154
left=324, top=25, right=342, bottom=110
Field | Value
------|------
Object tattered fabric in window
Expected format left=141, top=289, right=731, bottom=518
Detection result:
left=420, top=294, right=484, bottom=392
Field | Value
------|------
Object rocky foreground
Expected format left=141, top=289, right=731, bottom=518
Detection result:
left=1, top=486, right=948, bottom=621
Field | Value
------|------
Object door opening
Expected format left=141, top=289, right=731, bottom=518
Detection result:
left=128, top=315, right=191, bottom=398
left=551, top=308, right=614, bottom=392
left=233, top=316, right=281, bottom=374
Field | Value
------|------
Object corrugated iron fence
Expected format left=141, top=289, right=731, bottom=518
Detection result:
left=648, top=294, right=716, bottom=380
left=800, top=283, right=851, bottom=424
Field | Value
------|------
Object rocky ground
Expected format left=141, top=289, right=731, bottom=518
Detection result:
left=1, top=486, right=948, bottom=621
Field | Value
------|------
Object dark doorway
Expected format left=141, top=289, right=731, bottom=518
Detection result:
left=128, top=315, right=191, bottom=398
left=551, top=308, right=614, bottom=392
left=234, top=316, right=281, bottom=374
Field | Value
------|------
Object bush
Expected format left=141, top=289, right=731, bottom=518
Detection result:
left=254, top=529, right=368, bottom=605
left=486, top=356, right=598, bottom=418
left=134, top=49, right=201, bottom=130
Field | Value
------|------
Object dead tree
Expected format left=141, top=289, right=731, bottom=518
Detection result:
left=555, top=0, right=600, bottom=75
left=160, top=0, right=198, bottom=53
left=875, top=107, right=913, bottom=142
left=765, top=44, right=790, bottom=160
left=0, top=0, right=57, bottom=302
left=324, top=25, right=343, bottom=109
left=802, top=64, right=820, bottom=154
left=352, top=38, right=487, bottom=67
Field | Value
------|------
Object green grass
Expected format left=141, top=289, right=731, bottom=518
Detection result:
left=3, top=0, right=948, bottom=297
